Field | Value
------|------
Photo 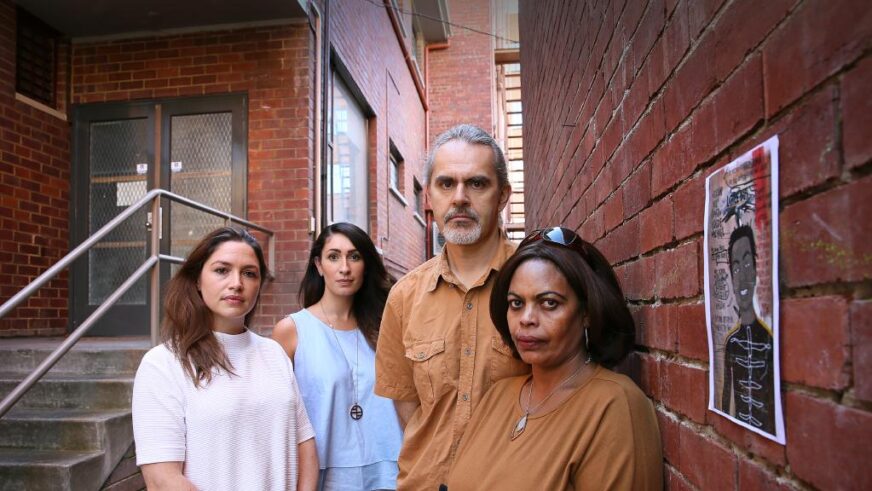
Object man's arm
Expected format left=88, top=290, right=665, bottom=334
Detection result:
left=374, top=291, right=418, bottom=401
left=394, top=400, right=421, bottom=430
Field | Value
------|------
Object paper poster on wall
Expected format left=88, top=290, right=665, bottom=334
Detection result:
left=704, top=135, right=784, bottom=444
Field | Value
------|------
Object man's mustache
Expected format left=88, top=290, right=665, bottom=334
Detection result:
left=444, top=207, right=480, bottom=222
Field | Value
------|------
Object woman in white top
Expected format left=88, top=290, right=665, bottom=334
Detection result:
left=132, top=227, right=319, bottom=490
left=273, top=223, right=402, bottom=490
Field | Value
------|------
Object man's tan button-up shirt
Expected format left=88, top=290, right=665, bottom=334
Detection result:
left=375, top=239, right=530, bottom=490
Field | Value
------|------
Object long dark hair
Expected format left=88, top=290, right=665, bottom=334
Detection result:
left=490, top=240, right=635, bottom=368
left=300, top=223, right=392, bottom=349
left=163, top=227, right=271, bottom=387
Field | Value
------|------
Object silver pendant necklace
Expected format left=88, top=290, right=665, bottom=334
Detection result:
left=511, top=354, right=590, bottom=441
left=320, top=304, right=363, bottom=421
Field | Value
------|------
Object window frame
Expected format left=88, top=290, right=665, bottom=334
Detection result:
left=324, top=59, right=374, bottom=232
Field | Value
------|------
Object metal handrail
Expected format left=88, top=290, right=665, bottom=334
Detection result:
left=0, top=189, right=274, bottom=418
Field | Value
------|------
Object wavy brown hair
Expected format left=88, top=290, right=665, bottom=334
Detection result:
left=162, top=227, right=271, bottom=387
left=300, top=223, right=392, bottom=349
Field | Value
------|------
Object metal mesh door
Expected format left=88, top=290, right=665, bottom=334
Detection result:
left=169, top=112, right=233, bottom=262
left=87, top=119, right=150, bottom=305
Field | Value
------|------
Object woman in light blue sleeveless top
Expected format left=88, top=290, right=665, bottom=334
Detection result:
left=273, top=223, right=402, bottom=490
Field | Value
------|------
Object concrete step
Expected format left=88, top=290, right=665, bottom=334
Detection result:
left=0, top=448, right=105, bottom=491
left=0, top=374, right=134, bottom=410
left=0, top=337, right=150, bottom=377
left=0, top=408, right=131, bottom=451
left=0, top=337, right=145, bottom=489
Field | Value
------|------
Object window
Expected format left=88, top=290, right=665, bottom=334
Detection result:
left=326, top=71, right=369, bottom=231
left=388, top=143, right=407, bottom=206
left=389, top=0, right=407, bottom=37
left=390, top=154, right=401, bottom=192
left=413, top=178, right=424, bottom=217
left=411, top=18, right=425, bottom=77
left=16, top=8, right=59, bottom=106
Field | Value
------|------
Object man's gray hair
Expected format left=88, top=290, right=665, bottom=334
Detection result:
left=424, top=124, right=509, bottom=190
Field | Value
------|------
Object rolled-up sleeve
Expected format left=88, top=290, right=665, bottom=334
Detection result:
left=132, top=350, right=187, bottom=465
left=375, top=290, right=417, bottom=401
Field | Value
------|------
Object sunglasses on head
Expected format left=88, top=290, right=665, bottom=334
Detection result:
left=519, top=227, right=588, bottom=258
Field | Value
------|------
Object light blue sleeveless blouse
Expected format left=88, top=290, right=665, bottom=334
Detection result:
left=290, top=309, right=402, bottom=487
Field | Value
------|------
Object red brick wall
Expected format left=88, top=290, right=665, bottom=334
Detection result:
left=71, top=23, right=314, bottom=332
left=323, top=0, right=428, bottom=277
left=0, top=0, right=71, bottom=337
left=520, top=0, right=872, bottom=489
left=428, top=0, right=495, bottom=141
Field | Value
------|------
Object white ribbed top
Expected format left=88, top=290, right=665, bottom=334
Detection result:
left=132, top=330, right=314, bottom=490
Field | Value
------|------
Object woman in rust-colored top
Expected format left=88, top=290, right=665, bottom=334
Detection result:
left=447, top=227, right=663, bottom=490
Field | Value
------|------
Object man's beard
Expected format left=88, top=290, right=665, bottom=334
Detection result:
left=442, top=206, right=482, bottom=245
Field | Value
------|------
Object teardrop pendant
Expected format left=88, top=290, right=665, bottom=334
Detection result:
left=510, top=413, right=528, bottom=440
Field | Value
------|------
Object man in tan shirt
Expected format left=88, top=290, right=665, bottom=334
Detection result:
left=375, top=124, right=530, bottom=489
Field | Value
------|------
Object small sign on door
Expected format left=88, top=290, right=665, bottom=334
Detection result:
left=171, top=161, right=183, bottom=173
left=136, top=163, right=148, bottom=175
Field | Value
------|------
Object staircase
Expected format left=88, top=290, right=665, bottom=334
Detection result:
left=0, top=337, right=149, bottom=491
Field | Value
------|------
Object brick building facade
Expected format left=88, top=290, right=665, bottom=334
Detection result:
left=1, top=0, right=490, bottom=337
left=0, top=1, right=71, bottom=336
left=519, top=0, right=871, bottom=489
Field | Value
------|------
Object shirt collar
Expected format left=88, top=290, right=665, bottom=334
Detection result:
left=425, top=238, right=517, bottom=292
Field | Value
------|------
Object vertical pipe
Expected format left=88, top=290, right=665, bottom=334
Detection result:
left=150, top=105, right=163, bottom=346
left=149, top=195, right=161, bottom=346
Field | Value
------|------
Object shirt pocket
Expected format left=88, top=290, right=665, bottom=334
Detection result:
left=488, top=335, right=530, bottom=385
left=405, top=338, right=451, bottom=404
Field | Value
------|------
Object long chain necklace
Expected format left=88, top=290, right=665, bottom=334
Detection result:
left=320, top=303, right=364, bottom=421
left=510, top=354, right=590, bottom=440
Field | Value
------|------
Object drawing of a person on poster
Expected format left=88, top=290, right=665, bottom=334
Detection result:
left=722, top=224, right=774, bottom=433
left=704, top=135, right=784, bottom=444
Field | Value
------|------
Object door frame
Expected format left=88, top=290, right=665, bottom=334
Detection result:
left=70, top=94, right=248, bottom=336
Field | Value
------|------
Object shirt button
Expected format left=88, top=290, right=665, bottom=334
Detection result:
left=416, top=352, right=425, bottom=359
left=466, top=302, right=473, bottom=310
left=462, top=393, right=469, bottom=401
left=464, top=347, right=472, bottom=356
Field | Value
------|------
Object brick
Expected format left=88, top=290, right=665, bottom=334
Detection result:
left=661, top=360, right=707, bottom=423
left=634, top=304, right=677, bottom=352
left=656, top=408, right=681, bottom=467
left=681, top=56, right=764, bottom=178
left=738, top=458, right=790, bottom=491
left=678, top=423, right=737, bottom=491
left=651, top=128, right=693, bottom=197
left=637, top=352, right=661, bottom=400
left=654, top=240, right=699, bottom=300
left=780, top=176, right=872, bottom=286
left=640, top=196, right=673, bottom=253
left=708, top=410, right=786, bottom=466
left=672, top=173, right=704, bottom=241
left=675, top=302, right=708, bottom=361
left=687, top=0, right=725, bottom=40
left=760, top=86, right=839, bottom=198
left=764, top=0, right=872, bottom=116
left=602, top=192, right=624, bottom=232
left=618, top=254, right=656, bottom=301
left=781, top=296, right=850, bottom=389
left=622, top=160, right=651, bottom=218
left=842, top=56, right=872, bottom=169
left=665, top=465, right=694, bottom=491
left=597, top=215, right=640, bottom=264
left=851, top=301, right=872, bottom=402
left=785, top=391, right=872, bottom=490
